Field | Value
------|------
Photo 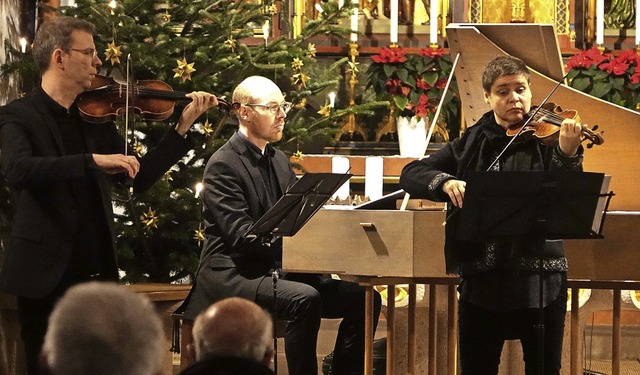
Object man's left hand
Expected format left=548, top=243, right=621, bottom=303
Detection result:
left=175, top=92, right=219, bottom=136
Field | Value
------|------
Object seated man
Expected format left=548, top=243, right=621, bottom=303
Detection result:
left=181, top=297, right=275, bottom=375
left=40, top=281, right=164, bottom=375
left=182, top=75, right=381, bottom=375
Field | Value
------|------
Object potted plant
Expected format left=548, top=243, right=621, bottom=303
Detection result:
left=365, top=46, right=459, bottom=157
left=565, top=47, right=639, bottom=111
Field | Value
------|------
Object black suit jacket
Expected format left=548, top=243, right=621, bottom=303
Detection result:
left=0, top=89, right=194, bottom=298
left=183, top=132, right=297, bottom=320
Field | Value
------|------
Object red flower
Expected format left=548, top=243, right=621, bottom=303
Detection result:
left=416, top=77, right=430, bottom=90
left=372, top=47, right=407, bottom=64
left=435, top=78, right=447, bottom=89
left=566, top=46, right=609, bottom=70
left=599, top=60, right=630, bottom=76
left=413, top=94, right=430, bottom=118
left=419, top=47, right=445, bottom=58
left=631, top=71, right=640, bottom=85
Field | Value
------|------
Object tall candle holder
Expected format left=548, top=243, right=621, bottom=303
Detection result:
left=335, top=42, right=367, bottom=141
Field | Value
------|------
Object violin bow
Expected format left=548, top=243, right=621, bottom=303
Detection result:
left=399, top=52, right=461, bottom=211
left=124, top=54, right=135, bottom=193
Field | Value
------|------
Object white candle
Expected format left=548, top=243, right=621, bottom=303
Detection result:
left=262, top=20, right=270, bottom=46
left=109, top=0, right=117, bottom=9
left=636, top=0, right=639, bottom=45
left=328, top=92, right=336, bottom=108
left=365, top=157, right=383, bottom=200
left=350, top=0, right=359, bottom=43
left=390, top=0, right=398, bottom=44
left=339, top=0, right=344, bottom=9
left=19, top=37, right=27, bottom=53
left=331, top=156, right=350, bottom=200
left=430, top=0, right=438, bottom=45
left=596, top=0, right=604, bottom=45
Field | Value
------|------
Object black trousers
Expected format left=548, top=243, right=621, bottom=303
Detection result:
left=458, top=288, right=567, bottom=375
left=255, top=273, right=381, bottom=375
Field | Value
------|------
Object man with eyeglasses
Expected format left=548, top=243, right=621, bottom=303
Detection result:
left=182, top=76, right=381, bottom=375
left=0, top=16, right=218, bottom=374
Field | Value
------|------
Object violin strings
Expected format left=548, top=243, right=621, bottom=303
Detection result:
left=531, top=107, right=565, bottom=124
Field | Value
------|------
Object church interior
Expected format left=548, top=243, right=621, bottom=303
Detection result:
left=0, top=0, right=639, bottom=374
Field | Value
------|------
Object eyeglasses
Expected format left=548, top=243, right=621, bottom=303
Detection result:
left=69, top=48, right=98, bottom=58
left=245, top=101, right=293, bottom=114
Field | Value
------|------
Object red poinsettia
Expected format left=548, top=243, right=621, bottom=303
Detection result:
left=366, top=45, right=456, bottom=120
left=566, top=47, right=639, bottom=110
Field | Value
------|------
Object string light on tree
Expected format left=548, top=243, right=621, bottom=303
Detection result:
left=19, top=37, right=27, bottom=53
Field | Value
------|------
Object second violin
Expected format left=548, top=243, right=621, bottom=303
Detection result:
left=506, top=102, right=604, bottom=148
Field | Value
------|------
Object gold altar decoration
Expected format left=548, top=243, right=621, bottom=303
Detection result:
left=335, top=42, right=368, bottom=140
left=469, top=0, right=570, bottom=35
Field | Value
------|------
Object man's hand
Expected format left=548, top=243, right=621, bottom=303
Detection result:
left=175, top=92, right=219, bottom=136
left=92, top=154, right=140, bottom=178
left=442, top=179, right=466, bottom=208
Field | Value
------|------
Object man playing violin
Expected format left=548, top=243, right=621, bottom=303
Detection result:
left=0, top=16, right=218, bottom=374
left=400, top=55, right=584, bottom=375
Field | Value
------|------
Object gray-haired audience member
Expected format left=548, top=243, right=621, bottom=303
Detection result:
left=192, top=297, right=274, bottom=364
left=40, top=282, right=165, bottom=375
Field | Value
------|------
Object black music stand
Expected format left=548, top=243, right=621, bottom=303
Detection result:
left=456, top=171, right=613, bottom=374
left=246, top=171, right=351, bottom=373
left=247, top=172, right=352, bottom=237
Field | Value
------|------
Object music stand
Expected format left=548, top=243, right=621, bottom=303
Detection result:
left=245, top=171, right=351, bottom=373
left=456, top=171, right=613, bottom=374
left=247, top=172, right=352, bottom=237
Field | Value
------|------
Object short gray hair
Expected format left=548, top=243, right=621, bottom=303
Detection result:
left=192, top=297, right=274, bottom=363
left=32, top=16, right=95, bottom=73
left=43, top=282, right=165, bottom=375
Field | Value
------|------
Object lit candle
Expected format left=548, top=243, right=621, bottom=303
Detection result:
left=109, top=0, right=116, bottom=9
left=350, top=0, right=359, bottom=43
left=262, top=20, right=270, bottom=46
left=596, top=0, right=604, bottom=45
left=331, top=156, right=350, bottom=200
left=430, top=0, right=438, bottom=45
left=390, top=0, right=398, bottom=44
left=194, top=182, right=203, bottom=198
left=365, top=157, right=383, bottom=200
left=328, top=92, right=336, bottom=108
left=19, top=37, right=27, bottom=53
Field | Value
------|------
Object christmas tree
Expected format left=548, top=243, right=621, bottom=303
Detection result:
left=1, top=0, right=388, bottom=283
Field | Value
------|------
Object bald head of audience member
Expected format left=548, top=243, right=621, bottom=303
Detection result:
left=191, top=297, right=274, bottom=366
left=40, top=282, right=165, bottom=375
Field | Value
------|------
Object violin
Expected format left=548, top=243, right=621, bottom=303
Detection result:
left=506, top=102, right=604, bottom=148
left=76, top=74, right=230, bottom=123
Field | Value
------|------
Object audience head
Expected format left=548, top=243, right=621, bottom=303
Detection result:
left=191, top=297, right=274, bottom=366
left=41, top=281, right=165, bottom=375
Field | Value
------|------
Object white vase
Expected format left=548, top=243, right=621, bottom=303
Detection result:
left=396, top=116, right=427, bottom=158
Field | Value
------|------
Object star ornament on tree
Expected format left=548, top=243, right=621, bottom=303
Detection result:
left=140, top=207, right=159, bottom=231
left=193, top=225, right=205, bottom=245
left=173, top=57, right=196, bottom=82
left=104, top=41, right=122, bottom=65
